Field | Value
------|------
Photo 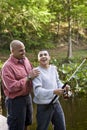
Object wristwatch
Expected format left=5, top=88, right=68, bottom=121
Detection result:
left=27, top=75, right=32, bottom=81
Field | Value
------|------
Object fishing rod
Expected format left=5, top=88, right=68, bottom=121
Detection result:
left=49, top=58, right=87, bottom=105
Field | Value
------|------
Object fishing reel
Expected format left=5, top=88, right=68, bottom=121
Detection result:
left=62, top=82, right=73, bottom=99
left=63, top=90, right=73, bottom=99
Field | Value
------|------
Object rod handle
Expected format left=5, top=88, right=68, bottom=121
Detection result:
left=62, top=82, right=68, bottom=89
left=49, top=83, right=68, bottom=105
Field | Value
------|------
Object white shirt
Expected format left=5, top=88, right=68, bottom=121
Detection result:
left=33, top=65, right=63, bottom=104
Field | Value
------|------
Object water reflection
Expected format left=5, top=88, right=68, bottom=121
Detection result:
left=60, top=97, right=87, bottom=130
left=30, top=97, right=87, bottom=130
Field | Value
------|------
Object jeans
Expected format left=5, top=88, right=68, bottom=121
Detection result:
left=5, top=94, right=33, bottom=130
left=36, top=101, right=66, bottom=130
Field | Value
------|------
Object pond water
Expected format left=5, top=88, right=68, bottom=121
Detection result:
left=1, top=97, right=87, bottom=130
left=30, top=97, right=87, bottom=130
left=60, top=97, right=87, bottom=130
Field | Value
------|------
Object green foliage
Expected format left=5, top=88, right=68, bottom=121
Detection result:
left=0, top=0, right=87, bottom=51
left=0, top=60, right=3, bottom=69
left=51, top=57, right=87, bottom=97
left=0, top=0, right=54, bottom=49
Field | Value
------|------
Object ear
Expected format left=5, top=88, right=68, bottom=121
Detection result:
left=11, top=49, right=14, bottom=53
left=49, top=56, right=51, bottom=60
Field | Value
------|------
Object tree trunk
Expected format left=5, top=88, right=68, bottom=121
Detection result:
left=67, top=0, right=72, bottom=58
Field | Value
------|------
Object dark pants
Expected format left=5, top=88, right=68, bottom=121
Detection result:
left=5, top=94, right=33, bottom=130
left=36, top=101, right=66, bottom=130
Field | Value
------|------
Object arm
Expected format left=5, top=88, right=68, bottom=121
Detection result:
left=55, top=66, right=64, bottom=88
left=33, top=76, right=54, bottom=100
left=2, top=65, right=27, bottom=93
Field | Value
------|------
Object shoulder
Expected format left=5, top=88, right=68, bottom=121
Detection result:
left=50, top=64, right=57, bottom=70
left=2, top=59, right=11, bottom=69
left=1, top=59, right=13, bottom=74
left=25, top=56, right=28, bottom=60
left=25, top=57, right=29, bottom=62
left=33, top=66, right=40, bottom=70
left=25, top=57, right=33, bottom=67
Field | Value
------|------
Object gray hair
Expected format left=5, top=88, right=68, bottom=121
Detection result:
left=10, top=40, right=24, bottom=52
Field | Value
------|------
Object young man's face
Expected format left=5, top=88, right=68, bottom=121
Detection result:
left=38, top=50, right=50, bottom=67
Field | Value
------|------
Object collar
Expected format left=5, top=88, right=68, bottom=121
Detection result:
left=10, top=55, right=25, bottom=64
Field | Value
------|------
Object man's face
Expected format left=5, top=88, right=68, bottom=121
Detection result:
left=38, top=51, right=50, bottom=67
left=12, top=44, right=25, bottom=59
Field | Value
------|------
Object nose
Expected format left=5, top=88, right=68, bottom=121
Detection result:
left=42, top=54, right=45, bottom=57
left=23, top=49, right=25, bottom=54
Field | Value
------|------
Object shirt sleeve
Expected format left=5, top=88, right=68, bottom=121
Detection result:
left=55, top=66, right=64, bottom=88
left=33, top=76, right=55, bottom=100
left=2, top=65, right=27, bottom=93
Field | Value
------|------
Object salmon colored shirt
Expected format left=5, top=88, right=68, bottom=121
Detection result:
left=1, top=55, right=33, bottom=99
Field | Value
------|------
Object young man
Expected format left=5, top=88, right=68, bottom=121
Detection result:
left=33, top=50, right=70, bottom=130
left=1, top=40, right=40, bottom=130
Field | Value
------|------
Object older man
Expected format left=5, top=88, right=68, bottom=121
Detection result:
left=1, top=40, right=40, bottom=130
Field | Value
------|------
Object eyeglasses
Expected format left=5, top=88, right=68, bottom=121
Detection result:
left=39, top=53, right=48, bottom=57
